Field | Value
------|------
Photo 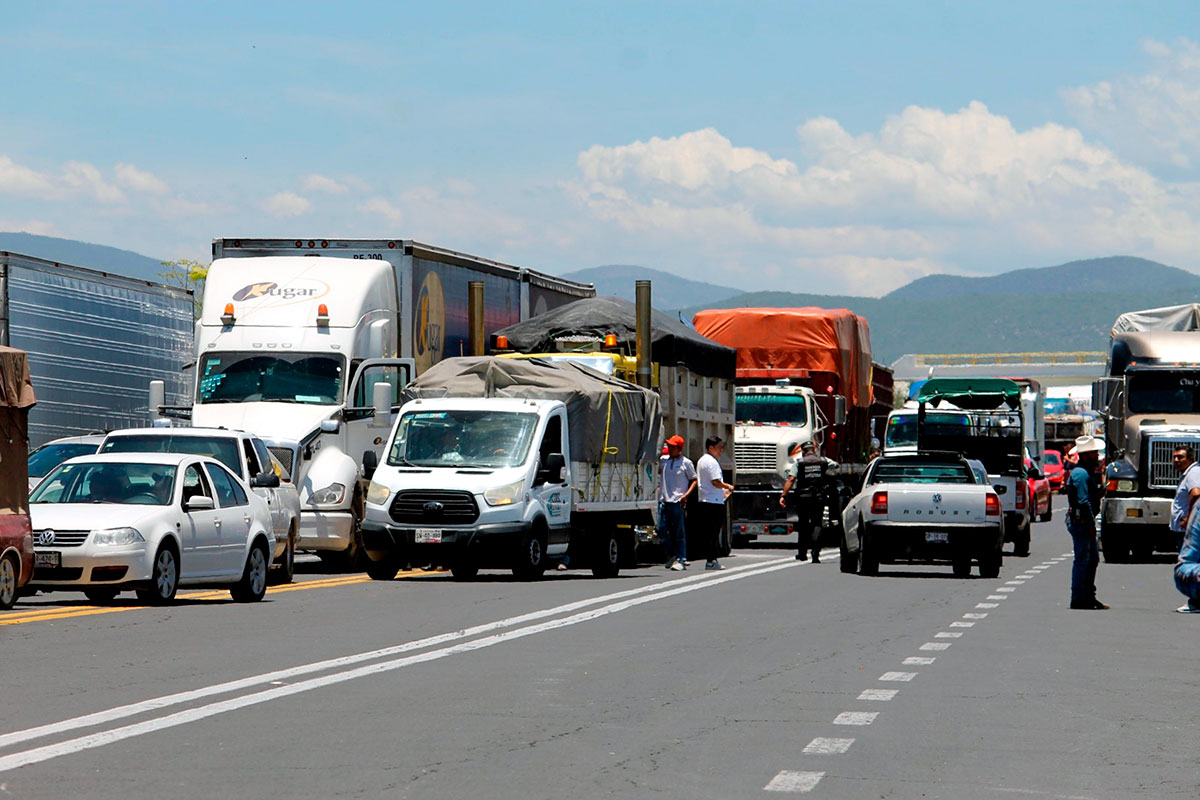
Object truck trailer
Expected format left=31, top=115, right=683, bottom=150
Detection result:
left=190, top=239, right=593, bottom=566
left=0, top=251, right=192, bottom=447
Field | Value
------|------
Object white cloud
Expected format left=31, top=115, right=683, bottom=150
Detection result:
left=0, top=156, right=54, bottom=195
left=0, top=218, right=56, bottom=236
left=359, top=196, right=404, bottom=224
left=263, top=191, right=311, bottom=218
left=114, top=163, right=169, bottom=194
left=302, top=174, right=349, bottom=194
left=1064, top=37, right=1200, bottom=169
left=60, top=161, right=125, bottom=204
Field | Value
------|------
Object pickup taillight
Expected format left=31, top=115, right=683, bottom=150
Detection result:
left=1016, top=481, right=1026, bottom=510
left=871, top=491, right=888, bottom=515
left=986, top=493, right=1001, bottom=516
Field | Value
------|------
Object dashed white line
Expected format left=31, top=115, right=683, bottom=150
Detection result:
left=834, top=711, right=879, bottom=726
left=996, top=587, right=1017, bottom=593
left=949, top=621, right=975, bottom=628
left=920, top=642, right=951, bottom=651
left=880, top=671, right=917, bottom=682
left=976, top=602, right=999, bottom=609
left=765, top=770, right=825, bottom=793
left=1004, top=580, right=1026, bottom=585
left=803, top=737, right=855, bottom=754
left=904, top=656, right=935, bottom=665
left=858, top=689, right=897, bottom=701
left=963, top=613, right=988, bottom=619
left=935, top=631, right=963, bottom=638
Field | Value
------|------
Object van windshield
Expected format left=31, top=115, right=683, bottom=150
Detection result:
left=197, top=352, right=345, bottom=405
left=390, top=411, right=540, bottom=468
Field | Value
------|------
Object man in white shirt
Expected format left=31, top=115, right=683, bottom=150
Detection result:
left=697, top=436, right=734, bottom=570
left=659, top=434, right=697, bottom=570
left=1171, top=445, right=1200, bottom=539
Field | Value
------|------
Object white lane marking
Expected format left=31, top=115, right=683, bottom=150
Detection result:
left=764, top=770, right=825, bottom=793
left=935, top=632, right=963, bottom=638
left=0, top=556, right=796, bottom=752
left=996, top=587, right=1017, bottom=593
left=976, top=603, right=998, bottom=609
left=880, top=671, right=917, bottom=682
left=950, top=621, right=975, bottom=628
left=858, top=689, right=897, bottom=701
left=803, top=738, right=854, bottom=754
left=920, top=642, right=951, bottom=651
left=0, top=560, right=801, bottom=773
left=987, top=595, right=1008, bottom=600
left=963, top=613, right=988, bottom=619
left=904, top=657, right=935, bottom=665
left=1004, top=580, right=1026, bottom=585
left=833, top=711, right=878, bottom=726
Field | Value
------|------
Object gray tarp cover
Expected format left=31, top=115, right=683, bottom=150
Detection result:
left=402, top=356, right=661, bottom=466
left=492, top=295, right=735, bottom=378
left=1112, top=304, right=1200, bottom=335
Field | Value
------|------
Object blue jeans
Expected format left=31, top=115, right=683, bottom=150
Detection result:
left=661, top=501, right=687, bottom=563
left=1068, top=519, right=1098, bottom=605
left=1174, top=518, right=1200, bottom=601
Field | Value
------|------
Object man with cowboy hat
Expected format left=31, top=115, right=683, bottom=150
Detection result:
left=1066, top=435, right=1108, bottom=609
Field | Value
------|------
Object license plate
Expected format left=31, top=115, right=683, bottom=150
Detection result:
left=414, top=528, right=442, bottom=544
left=35, top=551, right=61, bottom=568
left=925, top=532, right=949, bottom=544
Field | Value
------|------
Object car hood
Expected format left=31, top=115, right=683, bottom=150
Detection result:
left=30, top=503, right=166, bottom=532
left=190, top=401, right=335, bottom=443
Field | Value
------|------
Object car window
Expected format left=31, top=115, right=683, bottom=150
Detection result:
left=251, top=438, right=284, bottom=480
left=28, top=442, right=101, bottom=478
left=242, top=438, right=262, bottom=477
left=102, top=434, right=242, bottom=475
left=182, top=464, right=214, bottom=505
left=872, top=462, right=974, bottom=484
left=206, top=463, right=248, bottom=507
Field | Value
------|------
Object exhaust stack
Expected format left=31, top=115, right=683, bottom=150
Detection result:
left=635, top=280, right=652, bottom=388
left=468, top=280, right=485, bottom=356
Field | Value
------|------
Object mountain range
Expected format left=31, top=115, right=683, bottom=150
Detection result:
left=4, top=233, right=1192, bottom=364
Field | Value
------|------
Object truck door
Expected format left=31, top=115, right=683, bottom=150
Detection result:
left=346, top=358, right=415, bottom=476
left=533, top=411, right=571, bottom=553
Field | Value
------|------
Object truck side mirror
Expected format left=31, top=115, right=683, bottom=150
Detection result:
left=372, top=382, right=392, bottom=422
left=362, top=450, right=379, bottom=480
left=833, top=395, right=847, bottom=426
left=320, top=418, right=340, bottom=434
left=251, top=472, right=280, bottom=489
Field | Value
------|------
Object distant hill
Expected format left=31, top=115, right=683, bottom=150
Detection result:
left=887, top=256, right=1199, bottom=299
left=0, top=232, right=165, bottom=281
left=562, top=265, right=739, bottom=309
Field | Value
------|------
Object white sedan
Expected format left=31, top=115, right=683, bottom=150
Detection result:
left=840, top=453, right=1003, bottom=578
left=28, top=453, right=276, bottom=604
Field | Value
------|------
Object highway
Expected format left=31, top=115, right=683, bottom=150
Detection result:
left=1, top=520, right=1194, bottom=799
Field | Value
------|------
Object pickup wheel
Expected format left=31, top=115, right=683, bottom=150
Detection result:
left=1012, top=526, right=1031, bottom=558
left=858, top=528, right=879, bottom=577
left=591, top=529, right=621, bottom=579
left=451, top=559, right=479, bottom=581
left=978, top=545, right=1002, bottom=579
left=512, top=524, right=548, bottom=580
left=269, top=528, right=295, bottom=586
left=839, top=533, right=858, bottom=574
left=951, top=553, right=972, bottom=578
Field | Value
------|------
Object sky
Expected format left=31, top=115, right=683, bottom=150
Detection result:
left=2, top=0, right=1200, bottom=296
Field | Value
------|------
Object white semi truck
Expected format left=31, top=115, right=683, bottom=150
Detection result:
left=187, top=239, right=592, bottom=566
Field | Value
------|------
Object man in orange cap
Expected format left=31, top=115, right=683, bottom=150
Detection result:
left=659, top=434, right=696, bottom=570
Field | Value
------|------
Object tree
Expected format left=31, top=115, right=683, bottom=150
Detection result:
left=159, top=258, right=208, bottom=320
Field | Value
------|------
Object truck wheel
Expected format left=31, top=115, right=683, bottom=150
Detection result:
left=858, top=530, right=879, bottom=577
left=365, top=553, right=403, bottom=581
left=978, top=546, right=1002, bottom=579
left=512, top=525, right=548, bottom=580
left=839, top=534, right=858, bottom=574
left=591, top=530, right=621, bottom=578
left=451, top=559, right=479, bottom=581
left=1101, top=527, right=1128, bottom=563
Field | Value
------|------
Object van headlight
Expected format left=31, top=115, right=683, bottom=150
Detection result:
left=310, top=483, right=346, bottom=506
left=484, top=480, right=525, bottom=507
left=366, top=481, right=391, bottom=506
left=92, top=528, right=145, bottom=546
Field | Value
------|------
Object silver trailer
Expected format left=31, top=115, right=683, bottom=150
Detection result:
left=0, top=252, right=193, bottom=447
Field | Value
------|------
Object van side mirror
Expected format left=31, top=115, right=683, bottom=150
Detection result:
left=251, top=472, right=280, bottom=489
left=362, top=450, right=379, bottom=480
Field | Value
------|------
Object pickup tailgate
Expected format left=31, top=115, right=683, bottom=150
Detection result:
left=885, top=484, right=988, bottom=524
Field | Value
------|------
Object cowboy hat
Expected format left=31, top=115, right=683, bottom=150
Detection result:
left=1069, top=435, right=1105, bottom=456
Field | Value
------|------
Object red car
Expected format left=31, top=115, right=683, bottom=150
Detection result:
left=0, top=514, right=33, bottom=610
left=1025, top=457, right=1052, bottom=523
left=1042, top=449, right=1066, bottom=492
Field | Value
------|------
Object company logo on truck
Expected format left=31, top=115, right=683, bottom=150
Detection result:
left=415, top=271, right=445, bottom=372
left=231, top=280, right=330, bottom=306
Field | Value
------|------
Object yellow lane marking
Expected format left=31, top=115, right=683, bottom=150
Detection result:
left=0, top=572, right=400, bottom=627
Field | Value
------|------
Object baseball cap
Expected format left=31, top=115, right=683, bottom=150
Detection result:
left=666, top=435, right=685, bottom=447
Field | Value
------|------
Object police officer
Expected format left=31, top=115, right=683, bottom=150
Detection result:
left=779, top=441, right=828, bottom=562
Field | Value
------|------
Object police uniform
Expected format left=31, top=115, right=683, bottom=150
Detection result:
left=789, top=451, right=827, bottom=562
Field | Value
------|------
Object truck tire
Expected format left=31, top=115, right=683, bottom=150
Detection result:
left=451, top=559, right=479, bottom=581
left=858, top=529, right=879, bottom=577
left=591, top=529, right=621, bottom=579
left=512, top=524, right=548, bottom=580
left=365, top=553, right=403, bottom=581
left=1101, top=526, right=1129, bottom=563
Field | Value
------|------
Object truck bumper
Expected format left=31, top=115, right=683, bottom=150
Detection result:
left=864, top=522, right=1003, bottom=562
left=361, top=520, right=532, bottom=566
left=297, top=511, right=354, bottom=552
left=1102, top=496, right=1172, bottom=526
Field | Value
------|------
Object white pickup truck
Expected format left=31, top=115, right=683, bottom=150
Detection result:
left=840, top=453, right=1003, bottom=578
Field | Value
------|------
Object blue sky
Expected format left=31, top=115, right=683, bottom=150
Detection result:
left=2, top=1, right=1199, bottom=294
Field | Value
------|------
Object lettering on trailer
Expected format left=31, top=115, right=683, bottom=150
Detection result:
left=231, top=280, right=330, bottom=307
left=414, top=270, right=445, bottom=373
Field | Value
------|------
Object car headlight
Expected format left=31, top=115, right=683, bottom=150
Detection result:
left=310, top=483, right=346, bottom=506
left=92, top=528, right=146, bottom=546
left=484, top=480, right=525, bottom=507
left=366, top=480, right=391, bottom=506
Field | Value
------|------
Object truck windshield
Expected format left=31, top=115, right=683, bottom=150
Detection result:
left=885, top=413, right=969, bottom=449
left=197, top=352, right=345, bottom=405
left=1127, top=371, right=1200, bottom=414
left=390, top=410, right=540, bottom=469
left=736, top=394, right=808, bottom=425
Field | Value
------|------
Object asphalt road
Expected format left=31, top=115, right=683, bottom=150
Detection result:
left=2, top=519, right=1196, bottom=799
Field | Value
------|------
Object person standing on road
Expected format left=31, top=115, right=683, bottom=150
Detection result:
left=1169, top=446, right=1200, bottom=612
left=1066, top=436, right=1108, bottom=610
left=779, top=441, right=831, bottom=563
left=659, top=434, right=696, bottom=571
left=1169, top=446, right=1200, bottom=548
left=697, top=436, right=734, bottom=570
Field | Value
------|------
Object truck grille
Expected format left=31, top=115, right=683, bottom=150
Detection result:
left=389, top=490, right=479, bottom=525
left=1148, top=437, right=1200, bottom=489
left=735, top=442, right=777, bottom=472
left=34, top=530, right=89, bottom=548
left=268, top=447, right=295, bottom=476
